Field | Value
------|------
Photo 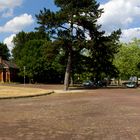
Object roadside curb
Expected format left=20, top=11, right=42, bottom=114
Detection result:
left=53, top=90, right=85, bottom=94
left=0, top=91, right=54, bottom=100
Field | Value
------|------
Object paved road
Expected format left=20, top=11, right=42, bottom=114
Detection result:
left=0, top=87, right=140, bottom=140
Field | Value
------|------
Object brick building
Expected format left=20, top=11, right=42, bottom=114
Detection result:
left=0, top=57, right=18, bottom=83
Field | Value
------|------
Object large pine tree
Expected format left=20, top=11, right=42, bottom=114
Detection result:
left=36, top=0, right=105, bottom=90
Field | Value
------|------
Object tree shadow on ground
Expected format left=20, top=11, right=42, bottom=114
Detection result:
left=69, top=85, right=132, bottom=91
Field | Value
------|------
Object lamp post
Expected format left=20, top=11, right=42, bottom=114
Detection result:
left=24, top=66, right=26, bottom=85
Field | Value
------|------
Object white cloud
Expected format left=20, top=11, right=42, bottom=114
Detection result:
left=0, top=0, right=22, bottom=9
left=98, top=0, right=140, bottom=32
left=2, top=13, right=34, bottom=52
left=0, top=13, right=34, bottom=33
left=2, top=9, right=13, bottom=17
left=98, top=0, right=140, bottom=42
left=120, top=28, right=140, bottom=43
left=3, top=34, right=16, bottom=52
left=0, top=0, right=23, bottom=17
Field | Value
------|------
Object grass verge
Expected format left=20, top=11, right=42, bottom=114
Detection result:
left=0, top=86, right=53, bottom=99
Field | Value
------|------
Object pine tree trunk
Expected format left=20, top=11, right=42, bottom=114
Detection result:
left=70, top=76, right=74, bottom=86
left=64, top=14, right=73, bottom=91
left=64, top=52, right=72, bottom=91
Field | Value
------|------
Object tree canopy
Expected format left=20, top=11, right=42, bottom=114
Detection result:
left=35, top=0, right=121, bottom=90
left=11, top=0, right=122, bottom=87
left=12, top=31, right=65, bottom=83
left=114, top=39, right=140, bottom=80
left=0, top=42, right=10, bottom=60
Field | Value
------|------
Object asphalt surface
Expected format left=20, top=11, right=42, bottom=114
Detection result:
left=0, top=85, right=140, bottom=140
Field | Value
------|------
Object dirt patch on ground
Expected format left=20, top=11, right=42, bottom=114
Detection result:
left=0, top=85, right=140, bottom=139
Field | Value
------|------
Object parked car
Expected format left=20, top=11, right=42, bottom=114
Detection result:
left=82, top=80, right=94, bottom=87
left=96, top=80, right=108, bottom=87
left=82, top=80, right=107, bottom=88
left=125, top=82, right=138, bottom=88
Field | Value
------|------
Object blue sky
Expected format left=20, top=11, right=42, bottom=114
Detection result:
left=0, top=0, right=140, bottom=51
left=0, top=0, right=57, bottom=50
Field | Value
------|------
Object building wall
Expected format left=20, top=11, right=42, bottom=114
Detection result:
left=0, top=57, right=18, bottom=83
left=6, top=70, right=10, bottom=82
left=0, top=71, right=3, bottom=82
left=0, top=69, right=11, bottom=83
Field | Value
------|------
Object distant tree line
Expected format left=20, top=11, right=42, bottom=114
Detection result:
left=0, top=0, right=130, bottom=90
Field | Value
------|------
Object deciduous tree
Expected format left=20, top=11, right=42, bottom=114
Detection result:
left=114, top=39, right=140, bottom=80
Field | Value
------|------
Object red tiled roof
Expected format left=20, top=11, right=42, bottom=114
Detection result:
left=0, top=60, right=18, bottom=69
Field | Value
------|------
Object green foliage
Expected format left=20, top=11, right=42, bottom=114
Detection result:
left=12, top=31, right=65, bottom=83
left=35, top=0, right=105, bottom=88
left=114, top=39, right=140, bottom=80
left=18, top=40, right=44, bottom=78
left=84, top=29, right=121, bottom=81
left=0, top=42, right=10, bottom=60
left=12, top=0, right=122, bottom=85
